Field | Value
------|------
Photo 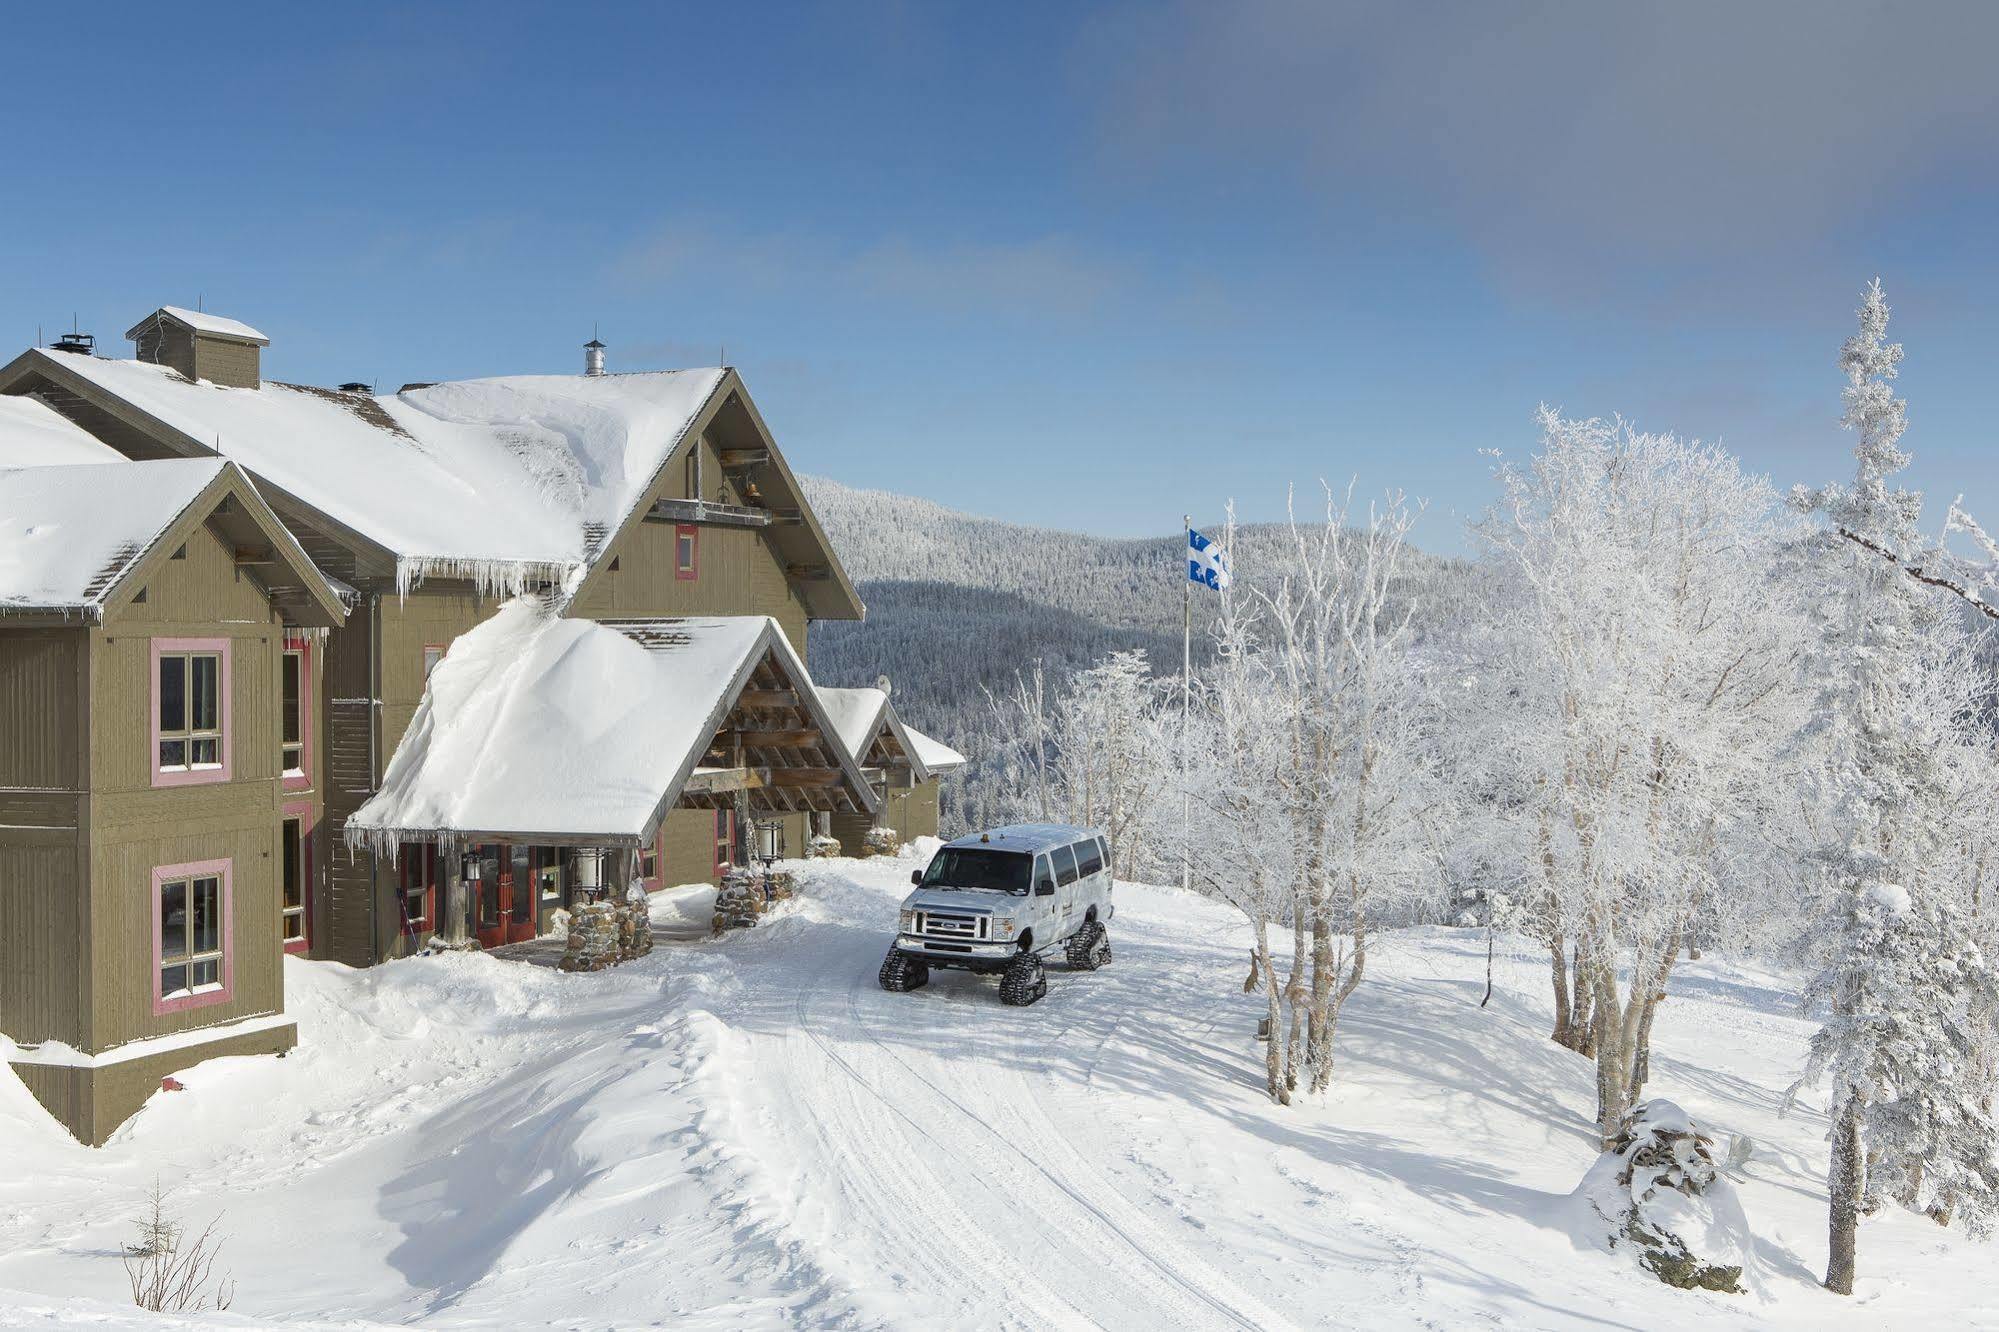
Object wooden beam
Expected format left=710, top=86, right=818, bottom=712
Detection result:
left=770, top=507, right=806, bottom=525
left=767, top=768, right=846, bottom=789
left=683, top=766, right=769, bottom=796
left=717, top=447, right=769, bottom=469
left=785, top=564, right=833, bottom=581
left=737, top=688, right=798, bottom=709
left=233, top=545, right=275, bottom=565
left=732, top=728, right=819, bottom=748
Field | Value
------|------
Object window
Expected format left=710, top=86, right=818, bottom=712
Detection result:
left=1095, top=836, right=1111, bottom=877
left=676, top=524, right=699, bottom=581
left=1033, top=855, right=1056, bottom=896
left=920, top=848, right=1032, bottom=895
left=637, top=830, right=660, bottom=888
left=280, top=637, right=311, bottom=782
left=153, top=858, right=231, bottom=1015
left=1053, top=844, right=1080, bottom=886
left=422, top=644, right=446, bottom=680
left=1077, top=838, right=1105, bottom=878
left=399, top=845, right=436, bottom=931
left=152, top=638, right=231, bottom=786
left=532, top=847, right=563, bottom=905
left=713, top=809, right=736, bottom=877
left=281, top=816, right=307, bottom=948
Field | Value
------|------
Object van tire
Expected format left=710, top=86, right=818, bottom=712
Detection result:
left=1065, top=921, right=1111, bottom=971
left=999, top=953, right=1048, bottom=1006
left=879, top=949, right=929, bottom=992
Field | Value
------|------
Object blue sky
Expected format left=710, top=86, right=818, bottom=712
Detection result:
left=5, top=2, right=1997, bottom=553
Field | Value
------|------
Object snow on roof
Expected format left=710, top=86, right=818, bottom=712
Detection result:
left=33, top=350, right=725, bottom=594
left=815, top=685, right=889, bottom=761
left=349, top=605, right=792, bottom=845
left=149, top=306, right=270, bottom=344
left=0, top=458, right=225, bottom=614
left=903, top=724, right=966, bottom=773
left=0, top=396, right=123, bottom=467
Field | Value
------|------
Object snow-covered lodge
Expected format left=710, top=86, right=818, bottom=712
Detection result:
left=0, top=308, right=961, bottom=1143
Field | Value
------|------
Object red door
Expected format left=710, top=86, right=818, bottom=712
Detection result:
left=504, top=849, right=537, bottom=943
left=473, top=844, right=511, bottom=949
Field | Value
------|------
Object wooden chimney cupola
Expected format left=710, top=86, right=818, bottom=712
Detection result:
left=125, top=305, right=270, bottom=389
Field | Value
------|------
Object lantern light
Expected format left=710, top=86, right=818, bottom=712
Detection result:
left=462, top=852, right=483, bottom=883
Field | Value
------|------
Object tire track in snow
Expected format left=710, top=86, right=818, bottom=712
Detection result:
left=808, top=971, right=1290, bottom=1332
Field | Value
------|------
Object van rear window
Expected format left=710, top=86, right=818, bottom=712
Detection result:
left=921, top=848, right=1032, bottom=895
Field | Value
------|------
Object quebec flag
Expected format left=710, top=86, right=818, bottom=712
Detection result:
left=1187, top=527, right=1232, bottom=591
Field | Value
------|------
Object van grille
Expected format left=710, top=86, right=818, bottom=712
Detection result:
left=915, top=910, right=990, bottom=942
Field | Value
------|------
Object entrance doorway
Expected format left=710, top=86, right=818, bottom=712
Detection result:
left=472, top=843, right=512, bottom=949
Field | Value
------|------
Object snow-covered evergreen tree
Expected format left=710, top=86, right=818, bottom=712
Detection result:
left=1788, top=280, right=1999, bottom=1294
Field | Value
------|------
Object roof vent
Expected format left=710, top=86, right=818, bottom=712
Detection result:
left=584, top=336, right=606, bottom=377
left=51, top=331, right=95, bottom=356
left=337, top=382, right=370, bottom=393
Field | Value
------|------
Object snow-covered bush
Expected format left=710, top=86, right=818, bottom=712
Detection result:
left=1576, top=1100, right=1753, bottom=1294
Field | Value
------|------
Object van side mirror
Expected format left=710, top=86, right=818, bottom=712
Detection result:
left=910, top=870, right=923, bottom=886
left=1035, top=876, right=1055, bottom=897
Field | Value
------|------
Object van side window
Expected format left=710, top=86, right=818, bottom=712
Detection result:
left=1077, top=839, right=1104, bottom=877
left=1034, top=855, right=1055, bottom=896
left=1053, top=844, right=1080, bottom=886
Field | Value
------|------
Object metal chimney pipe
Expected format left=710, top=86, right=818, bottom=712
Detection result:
left=584, top=337, right=606, bottom=377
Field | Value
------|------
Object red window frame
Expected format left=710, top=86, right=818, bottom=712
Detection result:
left=422, top=642, right=447, bottom=681
left=281, top=634, right=312, bottom=792
left=675, top=524, right=699, bottom=581
left=713, top=809, right=736, bottom=878
left=399, top=845, right=437, bottom=934
left=281, top=801, right=313, bottom=954
left=152, top=857, right=234, bottom=1016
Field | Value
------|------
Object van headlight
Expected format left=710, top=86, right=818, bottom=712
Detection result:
left=991, top=917, right=1016, bottom=940
left=899, top=909, right=917, bottom=932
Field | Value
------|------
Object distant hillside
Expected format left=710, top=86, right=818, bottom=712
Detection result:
left=802, top=476, right=1480, bottom=833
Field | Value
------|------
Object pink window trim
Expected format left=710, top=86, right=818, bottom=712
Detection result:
left=152, top=857, right=234, bottom=1017
left=150, top=636, right=233, bottom=788
left=282, top=800, right=314, bottom=956
left=282, top=635, right=312, bottom=793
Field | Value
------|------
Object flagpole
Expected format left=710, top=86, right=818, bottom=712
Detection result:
left=1182, top=513, right=1192, bottom=894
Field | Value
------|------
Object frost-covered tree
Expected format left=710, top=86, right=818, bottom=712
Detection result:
left=1787, top=280, right=1999, bottom=1295
left=1477, top=410, right=1807, bottom=1146
left=1048, top=649, right=1174, bottom=875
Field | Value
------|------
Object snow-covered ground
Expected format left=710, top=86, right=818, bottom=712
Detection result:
left=2, top=853, right=1992, bottom=1329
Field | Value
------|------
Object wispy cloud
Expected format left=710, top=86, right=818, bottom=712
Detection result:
left=1080, top=0, right=1999, bottom=304
left=614, top=221, right=1126, bottom=320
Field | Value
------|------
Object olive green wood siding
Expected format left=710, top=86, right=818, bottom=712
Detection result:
left=379, top=588, right=491, bottom=760
left=86, top=517, right=292, bottom=1052
left=655, top=807, right=809, bottom=886
left=832, top=776, right=941, bottom=851
left=0, top=631, right=84, bottom=789
left=192, top=337, right=260, bottom=390
left=12, top=1020, right=294, bottom=1147
left=0, top=832, right=87, bottom=1047
left=132, top=322, right=196, bottom=381
left=322, top=604, right=378, bottom=967
left=571, top=515, right=808, bottom=655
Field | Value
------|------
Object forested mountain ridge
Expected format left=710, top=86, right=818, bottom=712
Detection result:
left=803, top=475, right=1479, bottom=828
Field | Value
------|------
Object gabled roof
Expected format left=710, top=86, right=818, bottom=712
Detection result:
left=903, top=724, right=966, bottom=775
left=348, top=604, right=873, bottom=848
left=813, top=684, right=962, bottom=781
left=0, top=395, right=122, bottom=467
left=5, top=350, right=861, bottom=616
left=128, top=306, right=269, bottom=345
left=0, top=458, right=345, bottom=626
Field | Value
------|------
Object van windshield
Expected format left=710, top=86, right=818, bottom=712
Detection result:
left=920, top=848, right=1032, bottom=895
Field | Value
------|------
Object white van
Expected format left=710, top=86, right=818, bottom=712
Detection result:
left=879, top=823, right=1114, bottom=1006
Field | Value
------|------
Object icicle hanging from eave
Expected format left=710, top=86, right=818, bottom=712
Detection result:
left=392, top=555, right=582, bottom=603
left=341, top=820, right=460, bottom=866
